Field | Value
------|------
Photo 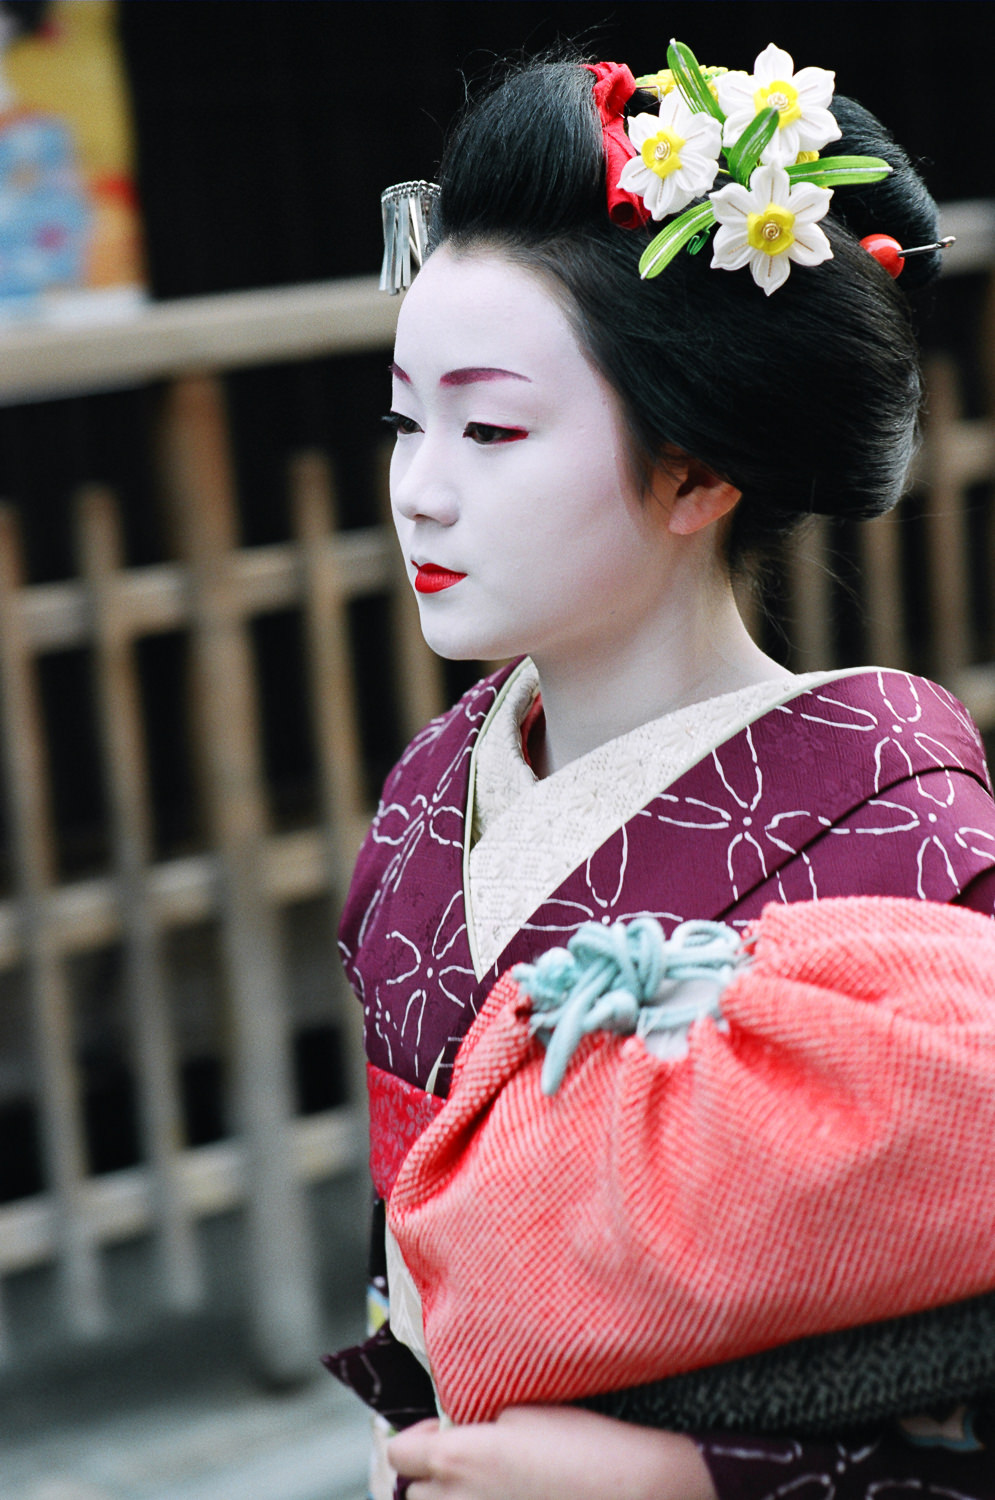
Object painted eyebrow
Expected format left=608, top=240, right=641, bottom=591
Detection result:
left=439, top=367, right=531, bottom=388
left=389, top=362, right=531, bottom=388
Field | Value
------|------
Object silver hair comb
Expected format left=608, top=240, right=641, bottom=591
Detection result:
left=379, top=180, right=441, bottom=294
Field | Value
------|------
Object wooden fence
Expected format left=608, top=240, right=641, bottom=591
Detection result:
left=0, top=279, right=448, bottom=1381
left=0, top=206, right=992, bottom=1380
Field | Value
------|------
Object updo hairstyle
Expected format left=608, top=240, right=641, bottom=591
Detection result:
left=430, top=60, right=941, bottom=566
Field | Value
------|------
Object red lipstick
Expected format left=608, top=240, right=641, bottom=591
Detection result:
left=414, top=563, right=467, bottom=594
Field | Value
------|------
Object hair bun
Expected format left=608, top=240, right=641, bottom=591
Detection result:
left=828, top=97, right=942, bottom=291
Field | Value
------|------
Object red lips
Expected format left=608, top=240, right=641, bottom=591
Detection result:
left=414, top=564, right=467, bottom=594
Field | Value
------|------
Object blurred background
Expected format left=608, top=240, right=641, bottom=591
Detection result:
left=0, top=3, right=991, bottom=1497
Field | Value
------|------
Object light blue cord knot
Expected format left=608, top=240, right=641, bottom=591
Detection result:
left=513, top=917, right=746, bottom=1096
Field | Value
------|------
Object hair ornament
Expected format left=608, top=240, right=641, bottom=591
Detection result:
left=716, top=43, right=841, bottom=168
left=860, top=232, right=956, bottom=279
left=379, top=180, right=441, bottom=295
left=617, top=85, right=722, bottom=223
left=621, top=40, right=894, bottom=295
left=636, top=63, right=728, bottom=103
left=585, top=62, right=651, bottom=228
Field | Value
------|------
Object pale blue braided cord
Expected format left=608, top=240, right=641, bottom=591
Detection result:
left=513, top=917, right=745, bottom=1096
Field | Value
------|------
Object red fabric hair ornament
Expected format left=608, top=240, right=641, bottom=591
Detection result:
left=388, top=896, right=995, bottom=1424
left=585, top=61, right=652, bottom=229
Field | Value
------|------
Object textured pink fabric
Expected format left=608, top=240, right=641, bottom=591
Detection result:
left=388, top=896, right=995, bottom=1424
left=368, top=1063, right=445, bottom=1200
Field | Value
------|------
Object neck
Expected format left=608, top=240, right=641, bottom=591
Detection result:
left=530, top=577, right=790, bottom=778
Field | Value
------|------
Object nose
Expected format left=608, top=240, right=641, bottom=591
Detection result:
left=390, top=437, right=460, bottom=527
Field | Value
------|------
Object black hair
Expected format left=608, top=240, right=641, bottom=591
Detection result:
left=430, top=60, right=940, bottom=567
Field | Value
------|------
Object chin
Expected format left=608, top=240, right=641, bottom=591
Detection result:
left=418, top=621, right=520, bottom=664
left=424, top=637, right=508, bottom=664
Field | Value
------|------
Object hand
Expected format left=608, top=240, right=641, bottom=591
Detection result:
left=387, top=1406, right=717, bottom=1500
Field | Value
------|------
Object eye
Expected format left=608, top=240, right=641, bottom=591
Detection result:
left=382, top=411, right=422, bottom=436
left=463, top=422, right=528, bottom=445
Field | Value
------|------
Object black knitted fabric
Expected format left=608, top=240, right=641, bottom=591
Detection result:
left=580, top=1290, right=995, bottom=1435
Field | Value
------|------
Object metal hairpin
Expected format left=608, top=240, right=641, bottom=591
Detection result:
left=902, top=235, right=956, bottom=259
left=379, top=180, right=441, bottom=294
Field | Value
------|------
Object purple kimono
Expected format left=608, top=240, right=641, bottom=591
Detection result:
left=333, top=662, right=995, bottom=1496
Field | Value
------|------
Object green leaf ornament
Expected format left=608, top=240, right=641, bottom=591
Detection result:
left=725, top=107, right=779, bottom=185
left=785, top=155, right=894, bottom=188
left=639, top=201, right=716, bottom=280
left=665, top=39, right=725, bottom=122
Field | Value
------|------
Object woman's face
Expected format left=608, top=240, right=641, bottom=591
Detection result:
left=388, top=246, right=685, bottom=667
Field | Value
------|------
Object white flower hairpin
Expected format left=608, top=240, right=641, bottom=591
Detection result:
left=629, top=41, right=893, bottom=295
left=710, top=165, right=833, bottom=295
left=716, top=43, right=841, bottom=169
left=617, top=91, right=722, bottom=221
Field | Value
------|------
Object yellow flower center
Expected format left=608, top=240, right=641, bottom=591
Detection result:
left=754, top=78, right=802, bottom=129
left=641, top=126, right=685, bottom=180
left=746, top=203, right=795, bottom=256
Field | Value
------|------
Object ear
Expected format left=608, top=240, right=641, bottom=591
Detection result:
left=665, top=458, right=742, bottom=537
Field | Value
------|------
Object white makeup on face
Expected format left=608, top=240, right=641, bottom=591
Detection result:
left=387, top=246, right=686, bottom=672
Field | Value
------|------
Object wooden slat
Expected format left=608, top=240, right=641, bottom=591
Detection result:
left=292, top=452, right=370, bottom=878
left=950, top=662, right=995, bottom=734
left=937, top=199, right=995, bottom=276
left=291, top=452, right=370, bottom=1118
left=858, top=508, right=908, bottom=670
left=0, top=505, right=105, bottom=1341
left=921, top=357, right=973, bottom=676
left=0, top=829, right=330, bottom=968
left=984, top=274, right=995, bottom=667
left=75, top=485, right=202, bottom=1312
left=16, top=529, right=394, bottom=654
left=786, top=517, right=836, bottom=671
left=0, top=276, right=398, bottom=405
left=159, top=374, right=319, bottom=1385
left=944, top=278, right=995, bottom=724
left=0, top=1107, right=358, bottom=1274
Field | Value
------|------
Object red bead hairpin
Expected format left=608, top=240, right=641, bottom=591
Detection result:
left=860, top=233, right=956, bottom=279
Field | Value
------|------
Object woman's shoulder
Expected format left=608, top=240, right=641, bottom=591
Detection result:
left=778, top=667, right=989, bottom=768
left=782, top=664, right=976, bottom=713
